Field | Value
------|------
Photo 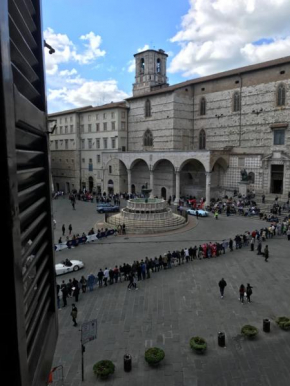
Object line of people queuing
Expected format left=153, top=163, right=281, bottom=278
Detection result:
left=56, top=218, right=290, bottom=308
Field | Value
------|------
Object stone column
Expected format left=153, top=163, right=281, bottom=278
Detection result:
left=150, top=170, right=154, bottom=198
left=205, top=171, right=211, bottom=206
left=127, top=169, right=132, bottom=195
left=174, top=170, right=180, bottom=204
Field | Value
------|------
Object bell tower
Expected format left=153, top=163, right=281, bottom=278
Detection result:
left=133, top=49, right=169, bottom=96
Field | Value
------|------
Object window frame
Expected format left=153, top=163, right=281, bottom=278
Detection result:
left=200, top=97, right=206, bottom=116
left=199, top=129, right=206, bottom=149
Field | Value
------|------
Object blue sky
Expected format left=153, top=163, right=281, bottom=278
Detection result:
left=43, top=0, right=290, bottom=112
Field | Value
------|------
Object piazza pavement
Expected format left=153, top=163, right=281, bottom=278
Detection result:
left=51, top=197, right=290, bottom=386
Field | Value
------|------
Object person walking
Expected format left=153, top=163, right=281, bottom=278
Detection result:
left=218, top=278, right=227, bottom=298
left=73, top=280, right=80, bottom=302
left=250, top=237, right=255, bottom=251
left=246, top=284, right=253, bottom=303
left=68, top=224, right=72, bottom=235
left=239, top=284, right=245, bottom=304
left=214, top=210, right=219, bottom=220
left=61, top=281, right=68, bottom=307
left=98, top=269, right=104, bottom=287
left=103, top=268, right=109, bottom=286
left=229, top=238, right=233, bottom=252
left=80, top=276, right=87, bottom=293
left=62, top=224, right=65, bottom=236
left=264, top=245, right=269, bottom=262
left=127, top=273, right=134, bottom=290
left=257, top=240, right=262, bottom=255
left=71, top=304, right=78, bottom=326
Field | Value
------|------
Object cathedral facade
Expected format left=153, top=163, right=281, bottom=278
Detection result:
left=103, top=49, right=290, bottom=202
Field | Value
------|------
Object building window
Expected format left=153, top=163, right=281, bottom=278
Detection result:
left=65, top=139, right=68, bottom=150
left=103, top=113, right=106, bottom=119
left=122, top=111, right=125, bottom=119
left=80, top=124, right=84, bottom=133
left=200, top=98, right=206, bottom=116
left=111, top=121, right=115, bottom=130
left=96, top=114, right=99, bottom=120
left=199, top=129, right=206, bottom=149
left=145, top=99, right=151, bottom=117
left=89, top=159, right=93, bottom=171
left=109, top=165, right=112, bottom=174
left=273, top=129, right=285, bottom=145
left=60, top=118, right=63, bottom=124
left=103, top=122, right=107, bottom=131
left=82, top=140, right=85, bottom=149
left=96, top=123, right=100, bottom=131
left=121, top=121, right=125, bottom=130
left=103, top=138, right=108, bottom=149
left=88, top=139, right=92, bottom=149
left=70, top=125, right=73, bottom=133
left=55, top=140, right=58, bottom=150
left=111, top=112, right=115, bottom=119
left=233, top=91, right=240, bottom=112
left=157, top=58, right=161, bottom=73
left=59, top=126, right=63, bottom=134
left=70, top=116, right=73, bottom=122
left=82, top=158, right=85, bottom=163
left=248, top=172, right=255, bottom=183
left=64, top=125, right=68, bottom=133
left=97, top=155, right=101, bottom=163
left=112, top=138, right=116, bottom=148
left=80, top=115, right=84, bottom=122
left=65, top=117, right=68, bottom=123
left=88, top=115, right=91, bottom=122
left=140, top=58, right=145, bottom=74
left=88, top=124, right=92, bottom=132
left=96, top=139, right=100, bottom=149
left=277, top=84, right=286, bottom=106
left=144, top=129, right=153, bottom=147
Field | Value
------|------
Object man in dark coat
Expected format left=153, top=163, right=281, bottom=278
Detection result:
left=218, top=278, right=227, bottom=298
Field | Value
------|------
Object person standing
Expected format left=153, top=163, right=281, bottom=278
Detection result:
left=257, top=240, right=262, bottom=255
left=214, top=211, right=219, bottom=220
left=103, top=268, right=109, bottom=286
left=218, top=278, right=227, bottom=298
left=250, top=237, right=255, bottom=251
left=80, top=276, right=87, bottom=293
left=61, top=281, right=68, bottom=307
left=229, top=238, right=233, bottom=252
left=246, top=284, right=253, bottom=303
left=71, top=304, right=78, bottom=326
left=239, top=284, right=245, bottom=303
left=98, top=269, right=104, bottom=287
left=196, top=210, right=199, bottom=219
left=264, top=245, right=269, bottom=262
left=68, top=224, right=72, bottom=235
left=73, top=280, right=80, bottom=302
left=62, top=224, right=65, bottom=236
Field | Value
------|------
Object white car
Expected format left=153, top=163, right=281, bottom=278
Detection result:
left=187, top=209, right=209, bottom=217
left=55, top=259, right=84, bottom=276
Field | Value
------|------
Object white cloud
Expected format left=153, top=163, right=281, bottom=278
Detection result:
left=127, top=44, right=150, bottom=72
left=47, top=79, right=129, bottom=113
left=169, top=0, right=290, bottom=77
left=43, top=28, right=105, bottom=75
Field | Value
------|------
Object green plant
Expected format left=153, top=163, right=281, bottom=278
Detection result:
left=93, top=360, right=115, bottom=378
left=189, top=336, right=207, bottom=353
left=241, top=325, right=258, bottom=338
left=276, top=317, right=290, bottom=330
left=145, top=347, right=165, bottom=365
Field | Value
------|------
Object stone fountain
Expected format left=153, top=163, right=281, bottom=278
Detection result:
left=106, top=183, right=187, bottom=234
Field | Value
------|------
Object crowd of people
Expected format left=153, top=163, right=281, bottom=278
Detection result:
left=56, top=215, right=290, bottom=312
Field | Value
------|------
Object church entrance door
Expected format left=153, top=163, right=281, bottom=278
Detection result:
left=271, top=165, right=283, bottom=194
left=161, top=187, right=166, bottom=200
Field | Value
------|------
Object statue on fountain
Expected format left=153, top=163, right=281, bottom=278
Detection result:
left=141, top=183, right=152, bottom=203
left=240, top=168, right=249, bottom=182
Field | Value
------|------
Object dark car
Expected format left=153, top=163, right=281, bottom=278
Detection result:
left=96, top=202, right=112, bottom=209
left=97, top=205, right=120, bottom=213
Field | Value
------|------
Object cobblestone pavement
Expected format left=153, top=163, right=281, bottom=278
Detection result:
left=52, top=198, right=290, bottom=386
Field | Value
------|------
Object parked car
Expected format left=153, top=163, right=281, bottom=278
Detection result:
left=187, top=209, right=209, bottom=217
left=97, top=205, right=120, bottom=213
left=55, top=259, right=84, bottom=276
left=96, top=202, right=112, bottom=209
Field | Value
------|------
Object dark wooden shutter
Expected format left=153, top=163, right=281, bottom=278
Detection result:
left=0, top=1, right=58, bottom=385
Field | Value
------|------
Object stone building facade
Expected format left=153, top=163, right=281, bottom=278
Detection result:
left=102, top=49, right=290, bottom=202
left=49, top=102, right=128, bottom=193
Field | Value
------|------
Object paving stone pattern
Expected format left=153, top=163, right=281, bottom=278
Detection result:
left=52, top=198, right=290, bottom=386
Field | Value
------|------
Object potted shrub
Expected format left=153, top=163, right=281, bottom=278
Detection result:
left=190, top=336, right=207, bottom=354
left=241, top=325, right=258, bottom=339
left=93, top=360, right=115, bottom=379
left=145, top=347, right=165, bottom=366
left=276, top=317, right=290, bottom=330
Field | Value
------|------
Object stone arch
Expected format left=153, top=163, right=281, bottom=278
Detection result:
left=152, top=159, right=175, bottom=199
left=211, top=157, right=229, bottom=196
left=130, top=158, right=150, bottom=194
left=104, top=158, right=128, bottom=194
left=179, top=159, right=206, bottom=198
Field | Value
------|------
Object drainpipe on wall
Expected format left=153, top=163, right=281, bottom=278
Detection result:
left=77, top=113, right=82, bottom=191
left=239, top=74, right=243, bottom=147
